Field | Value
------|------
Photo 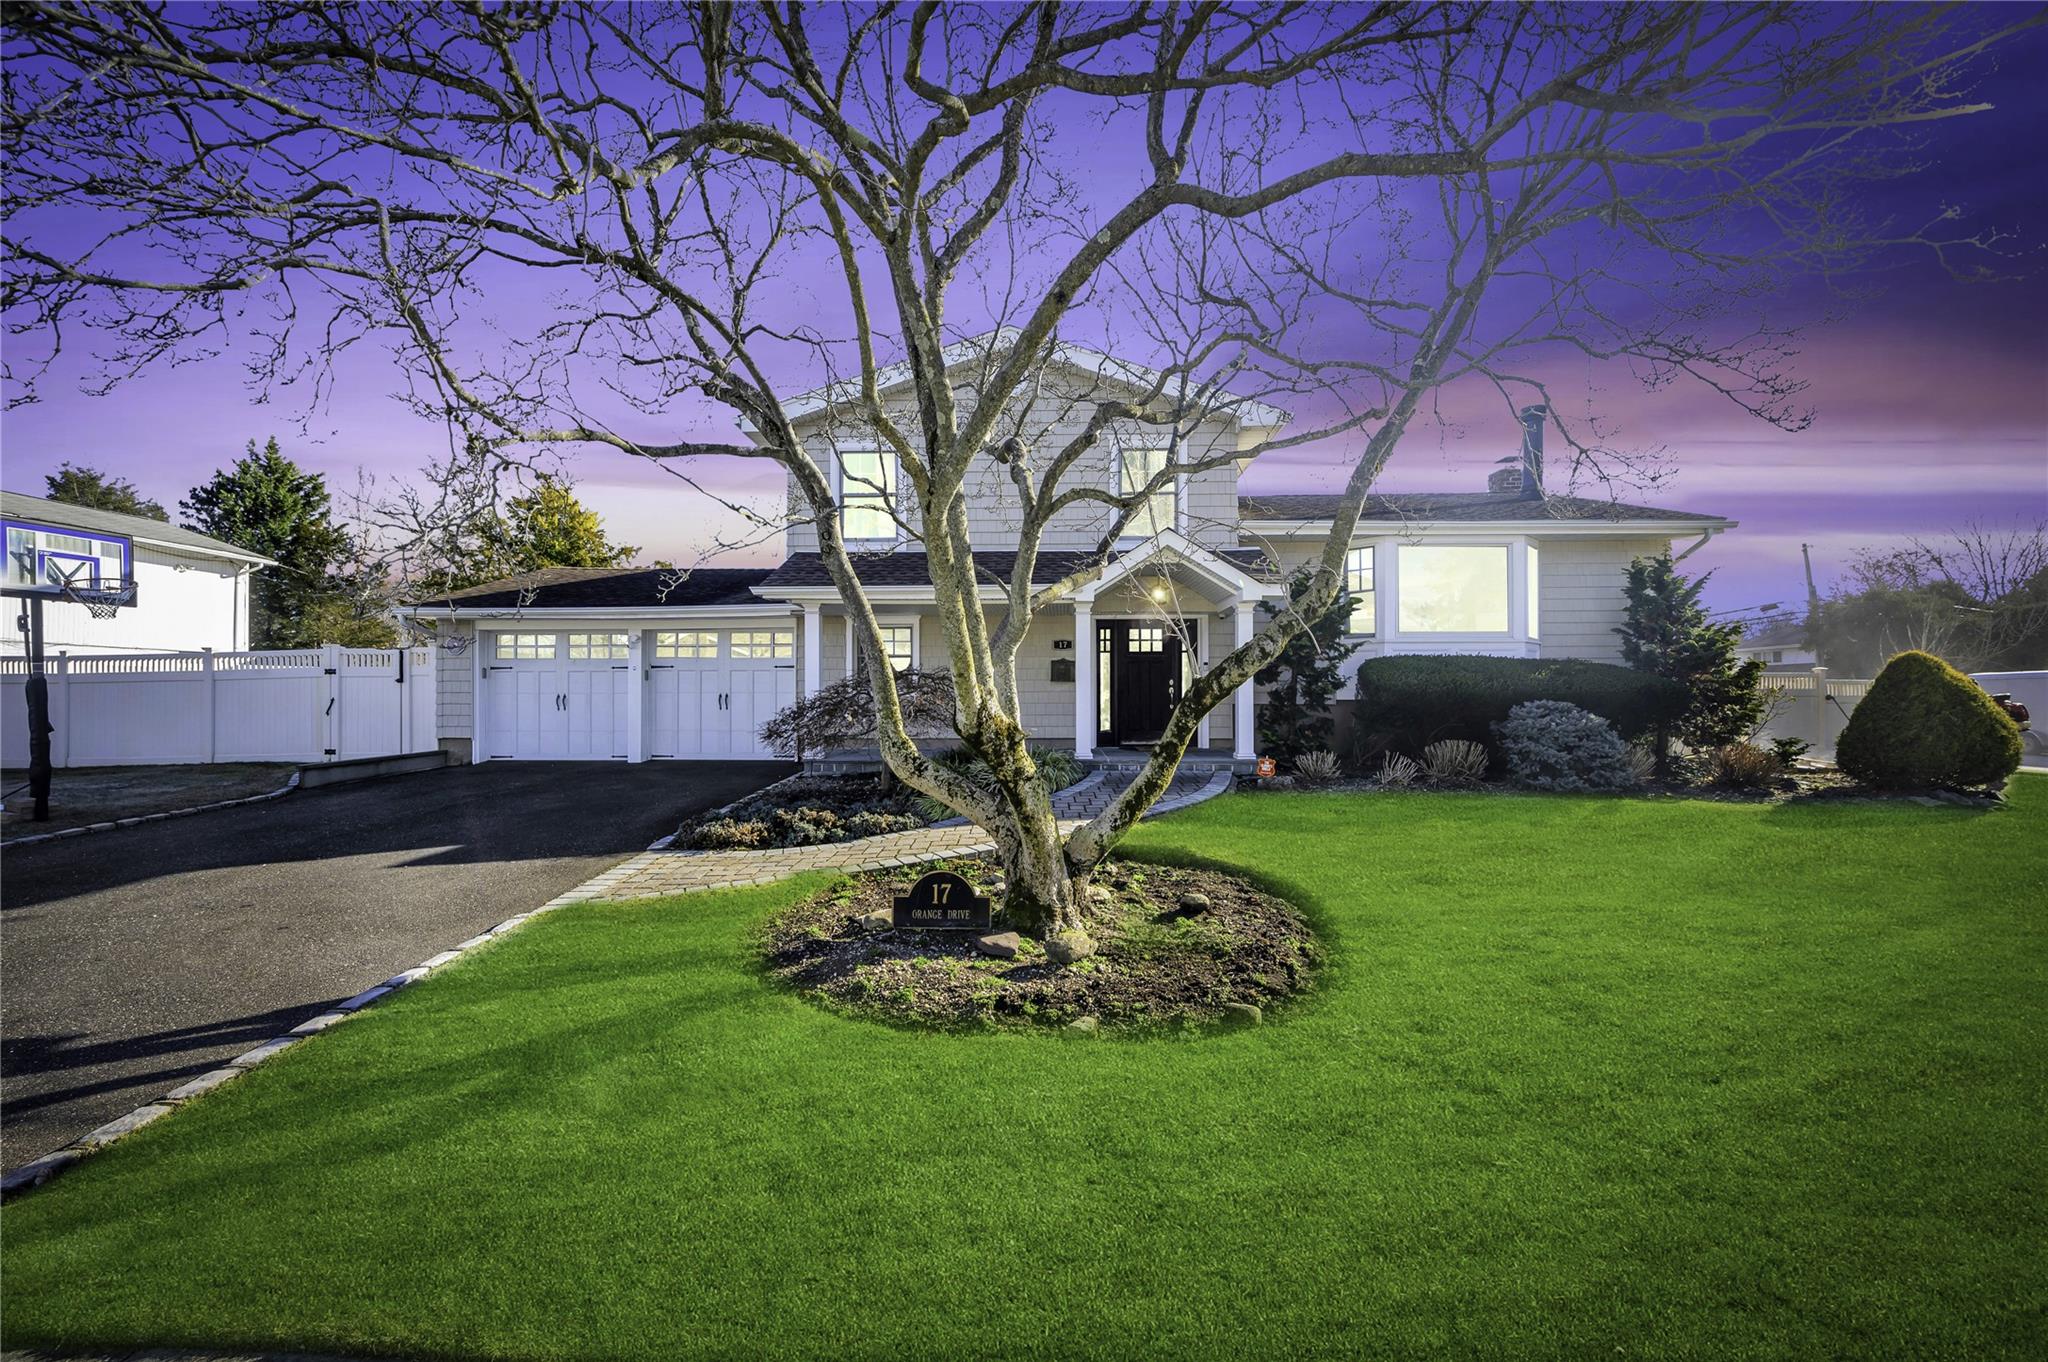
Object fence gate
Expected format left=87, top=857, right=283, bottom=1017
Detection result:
left=2, top=644, right=436, bottom=768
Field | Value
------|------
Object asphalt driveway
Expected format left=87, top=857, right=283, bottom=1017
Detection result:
left=1, top=759, right=788, bottom=1167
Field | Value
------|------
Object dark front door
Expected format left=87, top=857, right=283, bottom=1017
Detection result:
left=1098, top=620, right=1187, bottom=746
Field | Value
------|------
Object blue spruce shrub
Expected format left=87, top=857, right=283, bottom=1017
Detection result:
left=1498, top=700, right=1635, bottom=792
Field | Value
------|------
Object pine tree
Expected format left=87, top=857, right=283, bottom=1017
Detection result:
left=43, top=463, right=168, bottom=520
left=1615, top=554, right=1764, bottom=749
left=414, top=474, right=638, bottom=595
left=1255, top=567, right=1361, bottom=764
left=182, top=438, right=394, bottom=647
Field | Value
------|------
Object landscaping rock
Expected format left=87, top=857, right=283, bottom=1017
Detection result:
left=1177, top=891, right=1212, bottom=914
left=1044, top=931, right=1097, bottom=965
left=1067, top=1016, right=1100, bottom=1034
left=975, top=931, right=1020, bottom=959
left=1219, top=1002, right=1263, bottom=1027
left=857, top=908, right=894, bottom=932
left=1085, top=884, right=1113, bottom=904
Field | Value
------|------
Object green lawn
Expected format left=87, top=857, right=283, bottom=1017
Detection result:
left=5, top=782, right=2045, bottom=1360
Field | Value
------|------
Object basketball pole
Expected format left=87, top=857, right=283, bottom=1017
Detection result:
left=26, top=594, right=52, bottom=821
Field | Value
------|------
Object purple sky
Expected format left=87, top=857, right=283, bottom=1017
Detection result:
left=3, top=13, right=2044, bottom=618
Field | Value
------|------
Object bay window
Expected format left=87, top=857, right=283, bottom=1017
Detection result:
left=1396, top=545, right=1511, bottom=634
left=1118, top=448, right=1175, bottom=540
left=838, top=449, right=897, bottom=542
left=1345, top=546, right=1376, bottom=635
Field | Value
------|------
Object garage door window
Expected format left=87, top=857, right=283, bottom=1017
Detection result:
left=655, top=631, right=718, bottom=659
left=731, top=630, right=794, bottom=660
left=496, top=633, right=557, bottom=659
left=568, top=632, right=630, bottom=660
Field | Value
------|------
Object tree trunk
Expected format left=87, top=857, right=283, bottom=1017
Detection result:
left=993, top=799, right=1085, bottom=939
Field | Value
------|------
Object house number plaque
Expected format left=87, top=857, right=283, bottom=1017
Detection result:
left=892, top=870, right=992, bottom=931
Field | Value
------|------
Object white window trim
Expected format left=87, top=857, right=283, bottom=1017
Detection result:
left=845, top=614, right=920, bottom=675
left=1367, top=535, right=1542, bottom=649
left=833, top=446, right=901, bottom=549
left=1115, top=447, right=1183, bottom=547
left=1343, top=540, right=1381, bottom=640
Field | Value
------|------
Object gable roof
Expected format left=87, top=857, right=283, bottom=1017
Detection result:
left=755, top=328, right=1292, bottom=435
left=404, top=566, right=773, bottom=611
left=1, top=489, right=276, bottom=566
left=1237, top=492, right=1728, bottom=525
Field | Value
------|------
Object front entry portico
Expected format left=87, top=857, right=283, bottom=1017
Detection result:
left=1069, top=530, right=1281, bottom=763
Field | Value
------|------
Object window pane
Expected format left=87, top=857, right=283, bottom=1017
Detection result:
left=1119, top=449, right=1174, bottom=539
left=731, top=630, right=795, bottom=660
left=496, top=633, right=557, bottom=659
left=568, top=632, right=628, bottom=659
left=1346, top=546, right=1376, bottom=636
left=1397, top=546, right=1510, bottom=634
left=1525, top=543, right=1540, bottom=638
left=655, top=631, right=717, bottom=659
left=840, top=450, right=896, bottom=541
left=880, top=625, right=914, bottom=671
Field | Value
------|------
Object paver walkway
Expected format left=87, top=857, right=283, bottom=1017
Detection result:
left=587, top=767, right=1232, bottom=900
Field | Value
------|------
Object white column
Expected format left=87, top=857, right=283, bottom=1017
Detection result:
left=802, top=603, right=823, bottom=698
left=1196, top=621, right=1212, bottom=751
left=625, top=631, right=648, bottom=763
left=1072, top=603, right=1095, bottom=760
left=1233, top=602, right=1256, bottom=761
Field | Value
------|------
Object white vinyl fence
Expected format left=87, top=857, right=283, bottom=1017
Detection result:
left=1754, top=667, right=1871, bottom=753
left=1, top=645, right=436, bottom=768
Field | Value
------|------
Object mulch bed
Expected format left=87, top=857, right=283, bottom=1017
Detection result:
left=758, top=857, right=1321, bottom=1033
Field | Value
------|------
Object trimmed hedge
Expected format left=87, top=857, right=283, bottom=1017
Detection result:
left=1351, top=655, right=1685, bottom=763
left=1834, top=650, right=2022, bottom=789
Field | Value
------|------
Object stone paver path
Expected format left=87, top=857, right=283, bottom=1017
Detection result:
left=588, top=767, right=1231, bottom=901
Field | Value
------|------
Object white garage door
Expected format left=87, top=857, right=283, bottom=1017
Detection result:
left=648, top=628, right=796, bottom=760
left=481, top=632, right=630, bottom=760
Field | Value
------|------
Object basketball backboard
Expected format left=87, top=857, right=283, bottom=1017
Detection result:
left=2, top=515, right=139, bottom=609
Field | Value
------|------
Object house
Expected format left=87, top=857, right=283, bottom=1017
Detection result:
left=404, top=336, right=1734, bottom=767
left=1, top=490, right=274, bottom=656
left=1736, top=615, right=1818, bottom=670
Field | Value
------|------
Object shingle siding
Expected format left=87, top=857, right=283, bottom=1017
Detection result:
left=1537, top=537, right=1669, bottom=662
left=783, top=372, right=1243, bottom=557
left=435, top=620, right=475, bottom=748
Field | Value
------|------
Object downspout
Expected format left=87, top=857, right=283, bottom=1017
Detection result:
left=1673, top=527, right=1719, bottom=562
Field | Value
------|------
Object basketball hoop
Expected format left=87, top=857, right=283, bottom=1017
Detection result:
left=58, top=577, right=138, bottom=620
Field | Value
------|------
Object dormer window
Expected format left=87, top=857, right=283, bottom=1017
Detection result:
left=1119, top=448, right=1176, bottom=541
left=837, top=448, right=897, bottom=544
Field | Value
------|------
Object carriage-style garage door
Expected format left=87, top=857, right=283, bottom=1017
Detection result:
left=648, top=628, right=796, bottom=760
left=481, top=632, right=630, bottom=760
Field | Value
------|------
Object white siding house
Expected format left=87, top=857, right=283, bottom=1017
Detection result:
left=404, top=333, right=1734, bottom=768
left=2, top=490, right=273, bottom=656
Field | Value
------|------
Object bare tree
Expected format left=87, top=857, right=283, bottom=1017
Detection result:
left=4, top=3, right=2035, bottom=945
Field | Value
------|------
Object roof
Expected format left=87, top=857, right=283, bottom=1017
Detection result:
left=1740, top=617, right=1810, bottom=648
left=757, top=327, right=1292, bottom=434
left=1237, top=492, right=1727, bottom=524
left=757, top=547, right=1277, bottom=592
left=405, top=566, right=773, bottom=611
left=1, top=489, right=276, bottom=566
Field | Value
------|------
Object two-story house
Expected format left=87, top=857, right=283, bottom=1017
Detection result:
left=405, top=333, right=1733, bottom=766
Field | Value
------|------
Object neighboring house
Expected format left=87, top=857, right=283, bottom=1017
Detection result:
left=2, top=490, right=274, bottom=656
left=404, top=334, right=1734, bottom=766
left=1736, top=615, right=1818, bottom=670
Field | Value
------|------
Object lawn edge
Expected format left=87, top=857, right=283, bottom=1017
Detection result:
left=2, top=768, right=303, bottom=849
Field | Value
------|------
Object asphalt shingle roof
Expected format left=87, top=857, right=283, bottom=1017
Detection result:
left=1, top=489, right=275, bottom=564
left=407, top=566, right=773, bottom=610
left=1236, top=492, right=1726, bottom=523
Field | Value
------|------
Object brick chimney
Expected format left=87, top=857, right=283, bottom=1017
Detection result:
left=1487, top=462, right=1524, bottom=494
left=1517, top=404, right=1546, bottom=499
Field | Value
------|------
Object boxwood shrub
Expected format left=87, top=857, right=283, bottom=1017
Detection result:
left=1351, top=655, right=1685, bottom=764
left=1834, top=650, right=2022, bottom=789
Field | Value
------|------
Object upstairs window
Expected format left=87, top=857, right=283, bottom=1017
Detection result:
left=1397, top=545, right=1510, bottom=634
left=838, top=449, right=897, bottom=543
left=1346, top=547, right=1376, bottom=636
left=1119, top=448, right=1175, bottom=540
